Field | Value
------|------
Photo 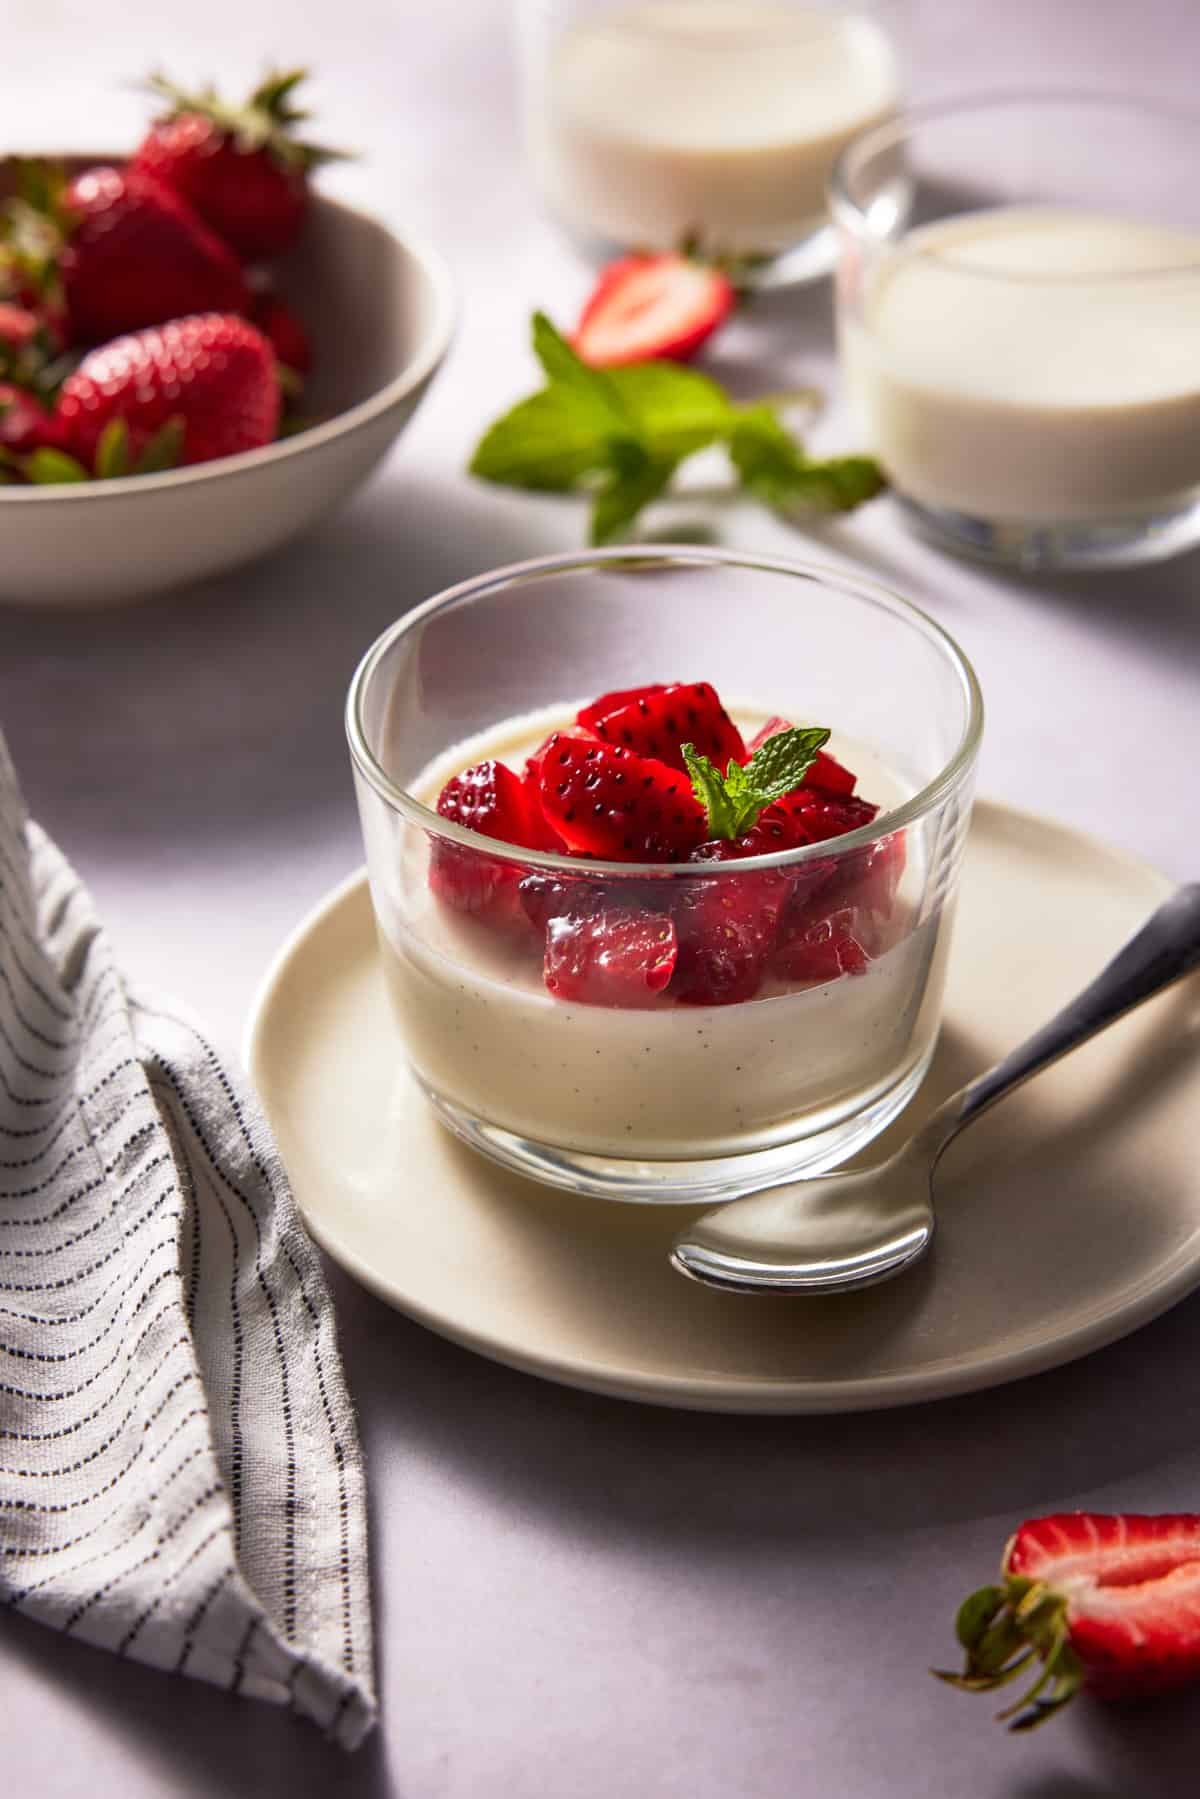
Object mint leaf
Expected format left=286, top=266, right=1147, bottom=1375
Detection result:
left=680, top=745, right=740, bottom=840
left=531, top=312, right=629, bottom=432
left=606, top=362, right=733, bottom=459
left=731, top=405, right=885, bottom=513
left=683, top=725, right=831, bottom=840
left=744, top=725, right=831, bottom=803
left=468, top=312, right=883, bottom=544
left=591, top=452, right=678, bottom=545
left=471, top=387, right=610, bottom=490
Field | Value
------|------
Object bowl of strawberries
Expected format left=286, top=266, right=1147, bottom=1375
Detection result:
left=0, top=71, right=454, bottom=607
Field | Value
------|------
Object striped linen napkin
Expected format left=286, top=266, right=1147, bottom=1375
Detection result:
left=0, top=729, right=376, bottom=1749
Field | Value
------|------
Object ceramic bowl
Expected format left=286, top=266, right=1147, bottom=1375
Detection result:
left=0, top=157, right=455, bottom=607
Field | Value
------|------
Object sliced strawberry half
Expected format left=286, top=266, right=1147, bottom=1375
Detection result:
left=938, top=1511, right=1200, bottom=1730
left=536, top=734, right=705, bottom=861
left=544, top=905, right=678, bottom=1007
left=572, top=253, right=736, bottom=368
left=579, top=681, right=745, bottom=772
left=429, top=759, right=542, bottom=920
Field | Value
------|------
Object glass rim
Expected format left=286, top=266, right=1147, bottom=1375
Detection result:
left=530, top=0, right=905, bottom=50
left=344, top=544, right=984, bottom=878
left=830, top=89, right=1200, bottom=282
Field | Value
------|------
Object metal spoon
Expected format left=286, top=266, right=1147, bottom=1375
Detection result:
left=671, top=884, right=1200, bottom=1295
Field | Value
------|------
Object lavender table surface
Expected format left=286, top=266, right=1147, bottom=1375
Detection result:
left=4, top=3, right=1200, bottom=1793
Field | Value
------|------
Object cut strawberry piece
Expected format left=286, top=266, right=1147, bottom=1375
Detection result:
left=536, top=734, right=705, bottom=861
left=0, top=383, right=62, bottom=454
left=544, top=905, right=677, bottom=1007
left=671, top=838, right=792, bottom=1006
left=429, top=759, right=541, bottom=920
left=772, top=907, right=872, bottom=985
left=579, top=681, right=745, bottom=773
left=938, top=1512, right=1200, bottom=1730
left=767, top=790, right=879, bottom=844
left=572, top=254, right=736, bottom=367
left=744, top=717, right=858, bottom=795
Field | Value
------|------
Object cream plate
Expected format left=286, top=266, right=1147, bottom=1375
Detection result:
left=245, top=801, right=1200, bottom=1413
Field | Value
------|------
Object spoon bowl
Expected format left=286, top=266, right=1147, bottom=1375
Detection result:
left=671, top=883, right=1200, bottom=1295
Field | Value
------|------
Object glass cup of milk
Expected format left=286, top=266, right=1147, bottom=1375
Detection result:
left=519, top=0, right=905, bottom=284
left=346, top=547, right=982, bottom=1206
left=833, top=94, right=1200, bottom=570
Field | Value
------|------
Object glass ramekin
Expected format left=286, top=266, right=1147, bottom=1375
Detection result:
left=517, top=0, right=908, bottom=286
left=833, top=92, right=1200, bottom=569
left=346, top=546, right=982, bottom=1204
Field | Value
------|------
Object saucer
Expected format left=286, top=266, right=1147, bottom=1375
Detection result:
left=245, top=801, right=1200, bottom=1413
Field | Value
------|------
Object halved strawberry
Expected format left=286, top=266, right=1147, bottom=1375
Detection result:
left=536, top=734, right=705, bottom=861
left=572, top=253, right=736, bottom=368
left=544, top=904, right=677, bottom=1007
left=429, top=759, right=542, bottom=920
left=579, top=681, right=745, bottom=773
left=938, top=1512, right=1200, bottom=1730
left=745, top=717, right=857, bottom=795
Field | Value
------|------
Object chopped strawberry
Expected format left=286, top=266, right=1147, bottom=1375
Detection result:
left=767, top=790, right=879, bottom=845
left=671, top=839, right=791, bottom=1005
left=544, top=904, right=678, bottom=1007
left=938, top=1512, right=1200, bottom=1729
left=772, top=906, right=873, bottom=985
left=572, top=253, right=736, bottom=367
left=579, top=681, right=745, bottom=772
left=0, top=303, right=38, bottom=351
left=744, top=717, right=857, bottom=795
left=536, top=734, right=705, bottom=861
left=429, top=760, right=543, bottom=920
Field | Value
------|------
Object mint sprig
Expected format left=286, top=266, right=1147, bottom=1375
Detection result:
left=682, top=726, right=831, bottom=841
left=470, top=314, right=884, bottom=544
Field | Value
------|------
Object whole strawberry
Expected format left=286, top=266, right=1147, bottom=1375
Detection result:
left=936, top=1511, right=1200, bottom=1729
left=4, top=162, right=249, bottom=346
left=56, top=314, right=279, bottom=472
left=131, top=69, right=345, bottom=259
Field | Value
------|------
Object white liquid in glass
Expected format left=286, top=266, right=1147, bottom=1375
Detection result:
left=843, top=205, right=1200, bottom=522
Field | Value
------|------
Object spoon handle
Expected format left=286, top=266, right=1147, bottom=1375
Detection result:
left=930, top=882, right=1200, bottom=1152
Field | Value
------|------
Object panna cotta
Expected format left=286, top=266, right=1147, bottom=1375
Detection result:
left=374, top=692, right=951, bottom=1165
left=841, top=206, right=1200, bottom=523
left=526, top=0, right=901, bottom=258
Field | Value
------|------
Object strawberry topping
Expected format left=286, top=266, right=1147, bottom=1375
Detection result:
left=579, top=681, right=746, bottom=772
left=572, top=253, right=736, bottom=368
left=673, top=841, right=791, bottom=1005
left=544, top=905, right=678, bottom=1007
left=429, top=759, right=543, bottom=920
left=535, top=734, right=705, bottom=861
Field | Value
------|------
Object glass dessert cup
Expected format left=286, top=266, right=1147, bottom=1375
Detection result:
left=346, top=547, right=982, bottom=1205
left=833, top=93, right=1200, bottom=570
left=518, top=0, right=906, bottom=287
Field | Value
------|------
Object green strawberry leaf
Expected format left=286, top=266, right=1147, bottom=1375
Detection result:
left=24, top=447, right=89, bottom=484
left=94, top=418, right=130, bottom=480
left=132, top=415, right=185, bottom=475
